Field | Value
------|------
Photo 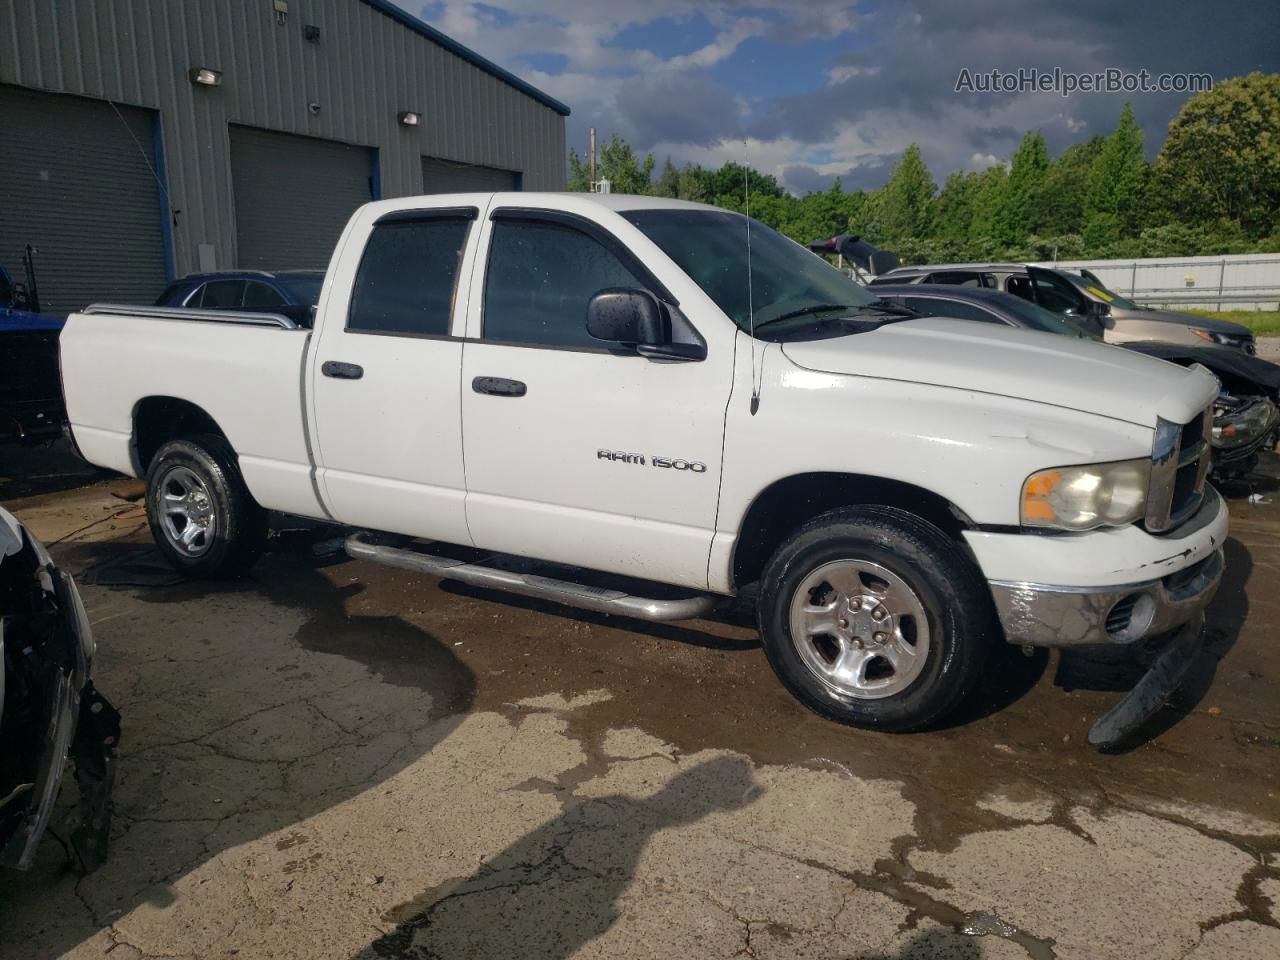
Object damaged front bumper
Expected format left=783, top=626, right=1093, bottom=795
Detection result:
left=969, top=486, right=1228, bottom=749
left=1, top=509, right=120, bottom=872
left=988, top=547, right=1223, bottom=648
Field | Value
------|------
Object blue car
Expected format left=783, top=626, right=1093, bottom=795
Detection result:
left=155, top=269, right=324, bottom=327
left=1, top=263, right=67, bottom=443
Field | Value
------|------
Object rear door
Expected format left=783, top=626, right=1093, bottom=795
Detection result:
left=309, top=203, right=482, bottom=543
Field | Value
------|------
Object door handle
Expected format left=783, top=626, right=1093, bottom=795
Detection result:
left=472, top=376, right=527, bottom=397
left=322, top=360, right=364, bottom=380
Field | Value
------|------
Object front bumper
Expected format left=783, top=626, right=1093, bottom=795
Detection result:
left=979, top=486, right=1227, bottom=648
left=989, top=547, right=1223, bottom=647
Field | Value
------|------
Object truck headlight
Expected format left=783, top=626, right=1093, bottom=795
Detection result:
left=1021, top=460, right=1151, bottom=531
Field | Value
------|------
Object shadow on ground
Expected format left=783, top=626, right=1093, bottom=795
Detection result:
left=354, top=756, right=760, bottom=960
left=0, top=437, right=106, bottom=501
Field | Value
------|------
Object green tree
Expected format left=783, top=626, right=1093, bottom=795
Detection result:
left=567, top=134, right=656, bottom=194
left=652, top=157, right=680, bottom=198
left=933, top=171, right=980, bottom=249
left=1085, top=103, right=1148, bottom=233
left=997, top=130, right=1049, bottom=244
left=1037, top=136, right=1104, bottom=235
left=967, top=164, right=1009, bottom=251
left=875, top=144, right=936, bottom=244
left=1154, top=72, right=1280, bottom=238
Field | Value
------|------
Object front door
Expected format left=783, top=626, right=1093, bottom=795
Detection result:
left=459, top=209, right=732, bottom=589
left=310, top=207, right=479, bottom=544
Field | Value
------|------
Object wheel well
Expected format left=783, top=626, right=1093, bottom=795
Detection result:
left=132, top=397, right=229, bottom=475
left=731, top=473, right=973, bottom=589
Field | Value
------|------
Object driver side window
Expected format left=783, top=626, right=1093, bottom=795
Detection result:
left=483, top=219, right=643, bottom=349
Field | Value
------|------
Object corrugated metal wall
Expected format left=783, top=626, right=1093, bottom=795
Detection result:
left=0, top=83, right=168, bottom=312
left=0, top=0, right=567, bottom=276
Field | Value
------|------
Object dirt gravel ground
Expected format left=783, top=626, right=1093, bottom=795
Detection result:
left=0, top=445, right=1277, bottom=960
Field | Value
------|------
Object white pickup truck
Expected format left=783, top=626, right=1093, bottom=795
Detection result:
left=60, top=193, right=1227, bottom=745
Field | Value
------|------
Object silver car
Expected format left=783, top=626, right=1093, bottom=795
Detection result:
left=869, top=263, right=1257, bottom=353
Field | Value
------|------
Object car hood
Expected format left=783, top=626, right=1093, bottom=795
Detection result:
left=1131, top=308, right=1252, bottom=336
left=780, top=316, right=1219, bottom=427
left=1123, top=340, right=1280, bottom=396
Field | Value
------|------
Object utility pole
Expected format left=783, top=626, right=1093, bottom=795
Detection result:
left=589, top=127, right=596, bottom=187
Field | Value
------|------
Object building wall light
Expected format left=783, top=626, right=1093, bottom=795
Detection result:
left=398, top=111, right=420, bottom=127
left=189, top=67, right=223, bottom=87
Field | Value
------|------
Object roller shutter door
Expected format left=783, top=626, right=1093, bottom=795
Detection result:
left=422, top=156, right=519, bottom=193
left=0, top=84, right=167, bottom=314
left=230, top=126, right=374, bottom=270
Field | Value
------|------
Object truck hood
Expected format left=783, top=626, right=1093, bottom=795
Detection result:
left=780, top=316, right=1219, bottom=427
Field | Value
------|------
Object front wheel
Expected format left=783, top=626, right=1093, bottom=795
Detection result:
left=757, top=505, right=994, bottom=731
left=145, top=435, right=267, bottom=578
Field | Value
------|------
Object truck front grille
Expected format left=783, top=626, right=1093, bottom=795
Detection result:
left=1145, top=405, right=1212, bottom=534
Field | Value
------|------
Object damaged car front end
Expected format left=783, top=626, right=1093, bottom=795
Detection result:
left=1, top=506, right=119, bottom=872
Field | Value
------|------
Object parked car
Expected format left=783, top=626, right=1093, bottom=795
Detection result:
left=155, top=269, right=324, bottom=327
left=1, top=506, right=119, bottom=872
left=872, top=284, right=1280, bottom=475
left=60, top=193, right=1227, bottom=747
left=0, top=257, right=67, bottom=444
left=869, top=263, right=1257, bottom=354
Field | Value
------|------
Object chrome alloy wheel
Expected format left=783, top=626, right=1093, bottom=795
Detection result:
left=788, top=559, right=931, bottom=699
left=155, top=465, right=217, bottom=557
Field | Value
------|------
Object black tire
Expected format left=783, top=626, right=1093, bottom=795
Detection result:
left=145, top=434, right=268, bottom=578
left=757, top=505, right=994, bottom=732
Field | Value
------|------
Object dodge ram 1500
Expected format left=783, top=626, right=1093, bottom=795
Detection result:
left=59, top=193, right=1227, bottom=746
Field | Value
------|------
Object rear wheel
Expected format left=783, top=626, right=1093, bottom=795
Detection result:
left=145, top=435, right=267, bottom=578
left=757, top=505, right=994, bottom=731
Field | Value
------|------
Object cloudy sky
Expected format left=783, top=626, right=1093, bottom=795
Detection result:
left=399, top=0, right=1279, bottom=194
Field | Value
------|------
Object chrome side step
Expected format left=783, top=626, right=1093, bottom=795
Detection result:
left=344, top=532, right=722, bottom=622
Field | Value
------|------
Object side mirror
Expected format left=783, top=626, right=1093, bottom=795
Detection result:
left=1088, top=300, right=1111, bottom=317
left=586, top=288, right=669, bottom=346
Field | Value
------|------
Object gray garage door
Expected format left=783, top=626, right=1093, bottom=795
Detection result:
left=0, top=84, right=167, bottom=314
left=230, top=126, right=374, bottom=270
left=422, top=156, right=519, bottom=193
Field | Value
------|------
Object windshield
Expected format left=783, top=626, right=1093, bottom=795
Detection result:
left=1000, top=295, right=1099, bottom=339
left=622, top=209, right=876, bottom=332
left=1065, top=272, right=1140, bottom=310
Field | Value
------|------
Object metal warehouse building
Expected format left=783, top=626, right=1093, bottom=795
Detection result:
left=0, top=0, right=569, bottom=313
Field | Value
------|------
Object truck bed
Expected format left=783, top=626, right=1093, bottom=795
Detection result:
left=60, top=305, right=324, bottom=518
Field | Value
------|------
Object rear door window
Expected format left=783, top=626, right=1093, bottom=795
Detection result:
left=347, top=217, right=472, bottom=336
left=1006, top=276, right=1034, bottom=301
left=924, top=271, right=982, bottom=287
left=244, top=280, right=288, bottom=311
left=198, top=279, right=245, bottom=309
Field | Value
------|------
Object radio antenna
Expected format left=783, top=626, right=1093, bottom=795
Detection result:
left=744, top=149, right=760, bottom=415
